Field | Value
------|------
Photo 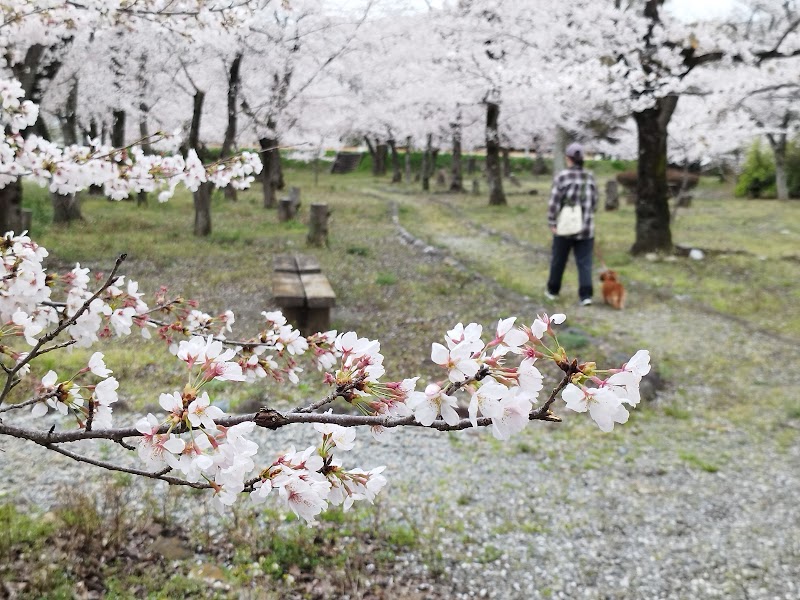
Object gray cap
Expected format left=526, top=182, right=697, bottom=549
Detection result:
left=565, top=142, right=583, bottom=159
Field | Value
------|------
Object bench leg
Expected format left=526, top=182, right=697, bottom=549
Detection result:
left=280, top=306, right=307, bottom=331
left=305, top=308, right=331, bottom=335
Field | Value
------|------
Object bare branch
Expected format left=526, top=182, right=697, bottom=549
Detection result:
left=43, top=443, right=212, bottom=489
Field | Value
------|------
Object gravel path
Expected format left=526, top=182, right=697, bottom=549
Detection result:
left=1, top=187, right=799, bottom=599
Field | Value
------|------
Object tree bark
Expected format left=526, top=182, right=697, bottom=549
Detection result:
left=139, top=110, right=152, bottom=155
left=404, top=136, right=412, bottom=184
left=13, top=44, right=54, bottom=140
left=364, top=136, right=379, bottom=176
left=51, top=191, right=82, bottom=224
left=193, top=182, right=212, bottom=236
left=221, top=53, right=243, bottom=202
left=552, top=126, right=568, bottom=174
left=631, top=96, right=678, bottom=254
left=188, top=91, right=205, bottom=157
left=0, top=181, right=23, bottom=233
left=259, top=136, right=281, bottom=208
left=221, top=54, right=242, bottom=159
left=137, top=82, right=151, bottom=205
left=501, top=147, right=512, bottom=178
left=422, top=133, right=432, bottom=192
left=450, top=123, right=464, bottom=192
left=60, top=77, right=79, bottom=146
left=388, top=139, right=402, bottom=183
left=767, top=133, right=789, bottom=201
left=111, top=110, right=126, bottom=148
left=605, top=180, right=619, bottom=211
left=376, top=142, right=388, bottom=176
left=485, top=102, right=506, bottom=206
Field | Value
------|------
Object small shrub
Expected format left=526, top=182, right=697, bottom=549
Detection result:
left=376, top=272, right=398, bottom=285
left=735, top=140, right=776, bottom=198
left=735, top=138, right=800, bottom=199
left=346, top=245, right=370, bottom=257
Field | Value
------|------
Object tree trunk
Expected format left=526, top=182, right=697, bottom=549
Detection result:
left=388, top=139, right=402, bottom=183
left=364, top=136, right=379, bottom=176
left=221, top=54, right=242, bottom=159
left=188, top=91, right=205, bottom=157
left=422, top=134, right=432, bottom=192
left=13, top=44, right=56, bottom=140
left=376, top=142, right=388, bottom=176
left=139, top=110, right=152, bottom=154
left=60, top=78, right=79, bottom=146
left=485, top=102, right=506, bottom=206
left=222, top=53, right=243, bottom=202
left=501, top=147, right=512, bottom=178
left=768, top=133, right=789, bottom=201
left=605, top=180, right=619, bottom=211
left=552, top=126, right=568, bottom=174
left=631, top=97, right=678, bottom=254
left=404, top=136, right=412, bottom=184
left=259, top=136, right=280, bottom=208
left=111, top=110, right=126, bottom=148
left=51, top=191, right=82, bottom=224
left=0, top=181, right=23, bottom=233
left=193, top=182, right=212, bottom=236
left=450, top=124, right=463, bottom=192
left=307, top=203, right=330, bottom=247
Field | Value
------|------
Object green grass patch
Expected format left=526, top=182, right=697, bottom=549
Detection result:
left=679, top=451, right=720, bottom=473
left=663, top=405, right=692, bottom=420
left=376, top=271, right=398, bottom=285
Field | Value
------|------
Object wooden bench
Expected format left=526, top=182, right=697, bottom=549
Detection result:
left=272, top=254, right=336, bottom=334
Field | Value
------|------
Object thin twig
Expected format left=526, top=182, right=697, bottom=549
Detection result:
left=43, top=443, right=211, bottom=490
left=0, top=390, right=60, bottom=414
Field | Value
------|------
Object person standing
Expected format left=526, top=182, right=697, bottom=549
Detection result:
left=545, top=142, right=598, bottom=306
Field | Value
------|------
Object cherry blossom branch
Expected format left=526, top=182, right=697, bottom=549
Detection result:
left=530, top=361, right=578, bottom=421
left=0, top=254, right=127, bottom=405
left=0, top=395, right=565, bottom=447
left=292, top=387, right=346, bottom=414
left=0, top=390, right=59, bottom=414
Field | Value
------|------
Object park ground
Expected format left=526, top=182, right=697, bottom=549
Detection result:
left=1, top=163, right=799, bottom=599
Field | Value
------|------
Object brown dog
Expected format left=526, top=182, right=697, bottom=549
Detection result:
left=600, top=269, right=626, bottom=309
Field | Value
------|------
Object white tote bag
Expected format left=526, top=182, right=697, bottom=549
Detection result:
left=556, top=205, right=583, bottom=236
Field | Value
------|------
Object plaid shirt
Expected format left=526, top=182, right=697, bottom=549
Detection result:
left=547, top=166, right=598, bottom=240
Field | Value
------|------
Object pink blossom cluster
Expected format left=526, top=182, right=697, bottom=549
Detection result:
left=250, top=422, right=386, bottom=524
left=562, top=349, right=651, bottom=432
left=31, top=352, right=119, bottom=429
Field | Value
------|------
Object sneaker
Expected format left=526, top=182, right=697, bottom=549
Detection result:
left=544, top=290, right=558, bottom=301
left=580, top=298, right=593, bottom=306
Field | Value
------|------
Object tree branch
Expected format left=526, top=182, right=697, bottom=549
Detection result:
left=42, top=443, right=212, bottom=489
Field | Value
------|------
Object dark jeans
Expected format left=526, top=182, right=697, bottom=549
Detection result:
left=547, top=236, right=594, bottom=300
